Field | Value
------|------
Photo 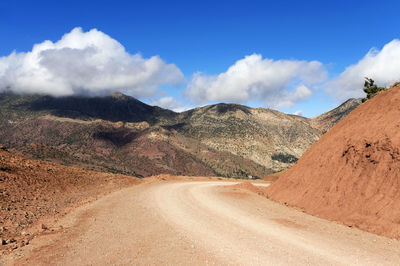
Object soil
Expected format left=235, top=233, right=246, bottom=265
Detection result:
left=263, top=170, right=286, bottom=182
left=0, top=148, right=140, bottom=253
left=2, top=180, right=399, bottom=265
left=266, top=84, right=400, bottom=240
left=228, top=182, right=267, bottom=196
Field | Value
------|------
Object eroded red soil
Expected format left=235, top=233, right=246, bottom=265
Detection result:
left=0, top=148, right=139, bottom=253
left=266, top=84, right=400, bottom=239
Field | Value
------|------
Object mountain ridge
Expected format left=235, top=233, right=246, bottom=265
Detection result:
left=0, top=92, right=360, bottom=178
left=310, top=98, right=361, bottom=133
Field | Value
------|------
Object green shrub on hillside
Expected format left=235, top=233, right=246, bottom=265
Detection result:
left=271, top=153, right=298, bottom=164
left=362, top=77, right=386, bottom=103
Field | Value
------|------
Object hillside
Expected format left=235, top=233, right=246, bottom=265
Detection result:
left=0, top=147, right=139, bottom=252
left=176, top=103, right=321, bottom=173
left=0, top=93, right=214, bottom=177
left=266, top=84, right=400, bottom=239
left=310, top=98, right=361, bottom=133
left=0, top=92, right=357, bottom=178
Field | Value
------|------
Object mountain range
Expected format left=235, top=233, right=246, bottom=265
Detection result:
left=0, top=92, right=360, bottom=178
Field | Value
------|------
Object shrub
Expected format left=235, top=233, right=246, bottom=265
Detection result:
left=271, top=153, right=298, bottom=164
left=362, top=77, right=386, bottom=103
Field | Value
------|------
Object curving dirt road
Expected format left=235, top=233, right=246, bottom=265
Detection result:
left=3, top=180, right=400, bottom=265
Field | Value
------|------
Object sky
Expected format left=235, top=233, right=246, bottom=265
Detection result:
left=1, top=0, right=400, bottom=117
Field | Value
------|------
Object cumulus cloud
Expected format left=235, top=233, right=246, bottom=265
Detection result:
left=326, top=39, right=400, bottom=101
left=185, top=54, right=327, bottom=108
left=150, top=96, right=182, bottom=111
left=0, top=27, right=183, bottom=97
left=293, top=110, right=303, bottom=116
left=150, top=97, right=193, bottom=112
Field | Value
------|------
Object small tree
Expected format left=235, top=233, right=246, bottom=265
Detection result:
left=362, top=77, right=386, bottom=102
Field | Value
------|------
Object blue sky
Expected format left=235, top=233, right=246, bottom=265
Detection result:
left=1, top=0, right=400, bottom=117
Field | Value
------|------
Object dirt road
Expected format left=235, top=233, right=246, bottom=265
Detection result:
left=3, top=180, right=400, bottom=265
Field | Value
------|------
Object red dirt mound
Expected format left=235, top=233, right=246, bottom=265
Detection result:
left=263, top=171, right=285, bottom=182
left=0, top=149, right=139, bottom=252
left=228, top=182, right=266, bottom=196
left=266, top=84, right=400, bottom=240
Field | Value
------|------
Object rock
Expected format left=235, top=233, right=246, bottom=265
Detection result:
left=0, top=145, right=8, bottom=151
left=21, top=231, right=29, bottom=236
left=20, top=240, right=29, bottom=247
left=41, top=223, right=48, bottom=230
left=1, top=238, right=7, bottom=245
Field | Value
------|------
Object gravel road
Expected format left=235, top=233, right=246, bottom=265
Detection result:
left=4, top=180, right=400, bottom=265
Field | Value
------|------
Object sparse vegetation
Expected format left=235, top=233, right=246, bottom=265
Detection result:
left=271, top=153, right=298, bottom=164
left=392, top=81, right=400, bottom=87
left=362, top=77, right=386, bottom=103
left=0, top=92, right=355, bottom=178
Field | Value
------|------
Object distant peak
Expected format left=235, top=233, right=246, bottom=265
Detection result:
left=109, top=92, right=129, bottom=99
left=210, top=103, right=252, bottom=115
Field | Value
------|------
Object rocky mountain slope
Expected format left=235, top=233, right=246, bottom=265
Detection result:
left=0, top=92, right=357, bottom=178
left=0, top=93, right=213, bottom=177
left=176, top=104, right=321, bottom=174
left=310, top=98, right=361, bottom=133
left=266, top=84, right=400, bottom=239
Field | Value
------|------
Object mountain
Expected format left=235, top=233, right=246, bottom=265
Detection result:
left=2, top=92, right=177, bottom=124
left=265, top=84, right=400, bottom=239
left=176, top=103, right=321, bottom=174
left=0, top=92, right=358, bottom=178
left=0, top=93, right=212, bottom=177
left=310, top=98, right=361, bottom=133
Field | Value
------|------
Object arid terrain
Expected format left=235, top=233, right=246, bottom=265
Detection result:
left=3, top=86, right=399, bottom=266
left=0, top=93, right=359, bottom=179
left=266, top=84, right=400, bottom=239
left=1, top=84, right=399, bottom=264
left=0, top=147, right=139, bottom=253
left=2, top=2, right=400, bottom=265
left=2, top=178, right=400, bottom=265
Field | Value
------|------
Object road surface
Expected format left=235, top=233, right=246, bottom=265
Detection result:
left=4, top=180, right=400, bottom=265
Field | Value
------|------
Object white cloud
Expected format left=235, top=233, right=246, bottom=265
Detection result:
left=150, top=96, right=182, bottom=111
left=0, top=27, right=183, bottom=97
left=273, top=85, right=312, bottom=109
left=185, top=54, right=327, bottom=108
left=326, top=39, right=400, bottom=101
left=293, top=110, right=303, bottom=116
